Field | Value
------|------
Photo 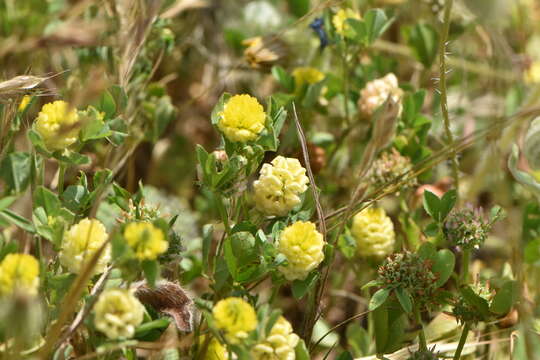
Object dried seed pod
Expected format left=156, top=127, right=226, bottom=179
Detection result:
left=133, top=280, right=195, bottom=332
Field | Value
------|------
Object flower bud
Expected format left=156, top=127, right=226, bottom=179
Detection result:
left=358, top=73, right=403, bottom=117
left=332, top=8, right=361, bottom=36
left=124, top=222, right=168, bottom=260
left=212, top=297, right=257, bottom=343
left=252, top=316, right=299, bottom=360
left=0, top=254, right=39, bottom=297
left=217, top=94, right=266, bottom=142
left=34, top=100, right=80, bottom=151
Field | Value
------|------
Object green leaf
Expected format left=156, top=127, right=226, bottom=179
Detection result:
left=418, top=241, right=437, bottom=260
left=291, top=272, right=319, bottom=299
left=294, top=340, right=310, bottom=360
left=524, top=238, right=540, bottom=264
left=490, top=280, right=518, bottom=315
left=287, top=0, right=310, bottom=18
left=79, top=106, right=111, bottom=141
left=95, top=90, right=116, bottom=119
left=423, top=190, right=441, bottom=221
left=0, top=152, right=31, bottom=193
left=439, top=189, right=457, bottom=220
left=271, top=66, right=294, bottom=92
left=369, top=288, right=390, bottom=311
left=361, top=279, right=380, bottom=290
left=432, top=249, right=455, bottom=288
left=53, top=150, right=91, bottom=165
left=62, top=185, right=89, bottom=212
left=210, top=93, right=231, bottom=126
left=373, top=302, right=388, bottom=354
left=338, top=233, right=357, bottom=259
left=460, top=286, right=491, bottom=319
left=364, top=9, right=391, bottom=45
left=202, top=224, right=213, bottom=274
left=134, top=318, right=170, bottom=338
left=424, top=222, right=440, bottom=237
left=406, top=23, right=439, bottom=68
left=0, top=209, right=35, bottom=233
left=0, top=196, right=16, bottom=212
left=141, top=260, right=159, bottom=287
left=34, top=186, right=61, bottom=216
left=336, top=351, right=354, bottom=360
left=27, top=129, right=51, bottom=156
left=395, top=288, right=412, bottom=313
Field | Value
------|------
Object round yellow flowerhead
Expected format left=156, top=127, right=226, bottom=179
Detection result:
left=93, top=288, right=145, bottom=339
left=34, top=100, right=80, bottom=151
left=332, top=8, right=361, bottom=36
left=292, top=67, right=325, bottom=88
left=124, top=222, right=168, bottom=260
left=253, top=156, right=309, bottom=216
left=217, top=94, right=266, bottom=142
left=0, top=254, right=40, bottom=297
left=252, top=316, right=299, bottom=360
left=60, top=218, right=111, bottom=275
left=277, top=221, right=325, bottom=281
left=212, top=297, right=257, bottom=343
left=351, top=207, right=395, bottom=258
left=200, top=335, right=228, bottom=360
left=359, top=73, right=403, bottom=117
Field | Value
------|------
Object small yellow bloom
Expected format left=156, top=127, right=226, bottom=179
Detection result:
left=93, top=289, right=145, bottom=339
left=0, top=254, right=40, bottom=297
left=124, top=222, right=168, bottom=260
left=351, top=207, right=395, bottom=258
left=213, top=297, right=257, bottom=343
left=18, top=95, right=31, bottom=112
left=252, top=316, right=299, bottom=360
left=277, top=221, right=325, bottom=281
left=292, top=67, right=325, bottom=89
left=217, top=94, right=266, bottom=142
left=253, top=156, right=309, bottom=216
left=60, top=218, right=111, bottom=275
left=34, top=100, right=80, bottom=151
left=332, top=8, right=361, bottom=36
left=525, top=62, right=540, bottom=84
left=359, top=73, right=403, bottom=117
left=200, top=335, right=229, bottom=360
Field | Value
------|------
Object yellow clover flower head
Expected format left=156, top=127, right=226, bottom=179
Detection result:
left=253, top=156, right=309, bottom=216
left=212, top=297, right=257, bottom=343
left=351, top=207, right=395, bottom=258
left=60, top=218, right=111, bottom=275
left=359, top=73, right=403, bottom=117
left=35, top=100, right=80, bottom=151
left=0, top=254, right=40, bottom=297
left=277, top=221, right=325, bottom=281
left=252, top=316, right=299, bottom=360
left=217, top=94, right=266, bottom=142
left=124, top=222, right=168, bottom=260
left=292, top=67, right=325, bottom=88
left=93, top=288, right=145, bottom=339
left=332, top=8, right=361, bottom=36
left=200, top=335, right=228, bottom=360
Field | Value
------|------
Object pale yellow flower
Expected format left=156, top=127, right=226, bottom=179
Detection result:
left=93, top=289, right=145, bottom=339
left=34, top=100, right=80, bottom=151
left=124, top=222, right=168, bottom=260
left=0, top=254, right=40, bottom=296
left=525, top=62, right=540, bottom=84
left=359, top=73, right=403, bottom=117
left=332, top=8, right=361, bottom=36
left=292, top=67, right=325, bottom=88
left=213, top=297, right=257, bottom=343
left=217, top=94, right=266, bottom=142
left=252, top=317, right=299, bottom=360
left=253, top=156, right=309, bottom=216
left=60, top=218, right=111, bottom=275
left=351, top=207, right=395, bottom=258
left=277, top=221, right=325, bottom=281
left=18, top=95, right=31, bottom=112
left=200, top=335, right=228, bottom=360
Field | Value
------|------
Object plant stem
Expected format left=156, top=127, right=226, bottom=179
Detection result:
left=414, top=305, right=428, bottom=351
left=461, top=248, right=471, bottom=284
left=58, top=162, right=67, bottom=195
left=453, top=322, right=470, bottom=360
left=438, top=0, right=459, bottom=192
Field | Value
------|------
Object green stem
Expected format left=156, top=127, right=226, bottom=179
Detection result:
left=438, top=0, right=459, bottom=192
left=461, top=248, right=471, bottom=284
left=414, top=306, right=428, bottom=351
left=58, top=162, right=67, bottom=195
left=453, top=322, right=470, bottom=360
